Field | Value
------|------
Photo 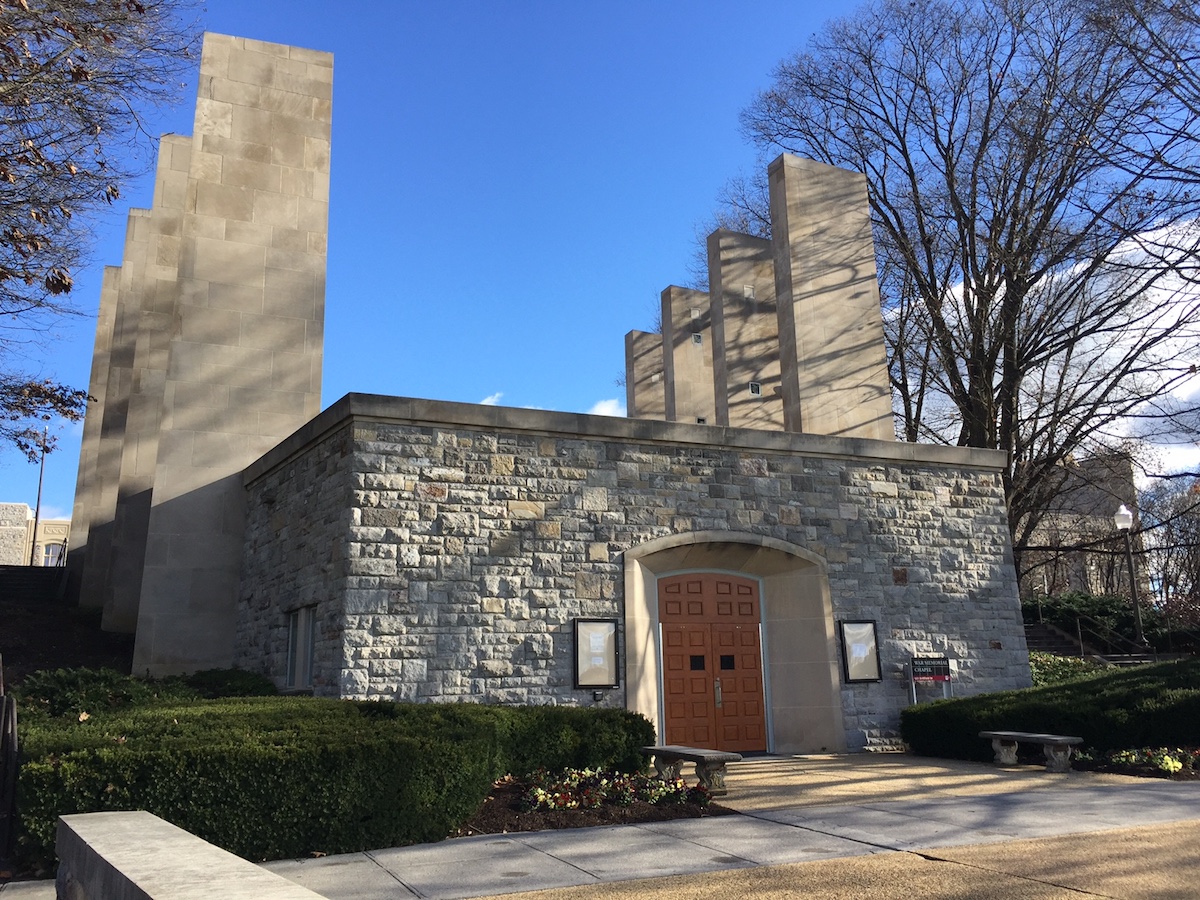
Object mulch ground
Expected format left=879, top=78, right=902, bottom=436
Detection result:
left=451, top=778, right=738, bottom=837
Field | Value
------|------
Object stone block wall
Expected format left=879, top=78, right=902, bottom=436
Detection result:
left=238, top=395, right=1029, bottom=750
left=0, top=503, right=30, bottom=565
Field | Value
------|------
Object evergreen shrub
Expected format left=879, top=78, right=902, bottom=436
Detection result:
left=13, top=683, right=655, bottom=873
left=1028, top=651, right=1106, bottom=686
left=901, top=657, right=1200, bottom=761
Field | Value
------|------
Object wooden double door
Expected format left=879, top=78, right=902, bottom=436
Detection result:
left=659, top=573, right=766, bottom=752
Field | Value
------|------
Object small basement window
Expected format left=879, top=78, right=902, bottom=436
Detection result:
left=286, top=606, right=316, bottom=690
left=749, top=382, right=762, bottom=396
left=696, top=417, right=707, bottom=424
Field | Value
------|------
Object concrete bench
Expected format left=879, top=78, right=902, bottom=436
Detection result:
left=979, top=730, right=1084, bottom=773
left=56, top=811, right=324, bottom=900
left=641, top=744, right=743, bottom=795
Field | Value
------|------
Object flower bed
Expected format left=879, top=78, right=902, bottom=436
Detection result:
left=1076, top=746, right=1200, bottom=779
left=521, top=767, right=712, bottom=810
left=453, top=768, right=735, bottom=837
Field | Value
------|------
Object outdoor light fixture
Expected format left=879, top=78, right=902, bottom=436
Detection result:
left=1113, top=504, right=1134, bottom=532
left=1113, top=504, right=1149, bottom=647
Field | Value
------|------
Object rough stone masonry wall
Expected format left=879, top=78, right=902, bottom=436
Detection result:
left=237, top=425, right=354, bottom=692
left=0, top=503, right=29, bottom=565
left=238, top=398, right=1029, bottom=746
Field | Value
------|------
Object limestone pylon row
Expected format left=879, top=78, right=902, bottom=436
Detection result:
left=67, top=33, right=333, bottom=673
left=626, top=155, right=894, bottom=441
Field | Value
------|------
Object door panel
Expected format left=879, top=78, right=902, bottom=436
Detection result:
left=662, top=623, right=714, bottom=746
left=659, top=573, right=766, bottom=752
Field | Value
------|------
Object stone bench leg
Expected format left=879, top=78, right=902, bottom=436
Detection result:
left=651, top=755, right=684, bottom=781
left=991, top=737, right=1019, bottom=766
left=694, top=759, right=729, bottom=795
left=1043, top=742, right=1074, bottom=773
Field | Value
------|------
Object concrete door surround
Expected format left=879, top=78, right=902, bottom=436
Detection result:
left=624, top=531, right=847, bottom=754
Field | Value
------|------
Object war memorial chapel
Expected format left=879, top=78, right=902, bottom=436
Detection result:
left=65, top=33, right=1030, bottom=755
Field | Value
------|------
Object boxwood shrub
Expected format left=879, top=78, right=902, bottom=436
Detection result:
left=13, top=688, right=655, bottom=874
left=901, top=657, right=1200, bottom=761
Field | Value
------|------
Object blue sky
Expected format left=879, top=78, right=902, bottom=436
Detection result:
left=1, top=0, right=860, bottom=519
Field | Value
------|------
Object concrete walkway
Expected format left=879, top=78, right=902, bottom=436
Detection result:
left=259, top=755, right=1200, bottom=900
left=4, top=755, right=1199, bottom=899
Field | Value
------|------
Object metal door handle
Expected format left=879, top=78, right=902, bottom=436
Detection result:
left=714, top=678, right=723, bottom=708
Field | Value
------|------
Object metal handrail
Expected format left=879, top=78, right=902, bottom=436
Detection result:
left=1075, top=613, right=1156, bottom=659
left=0, top=654, right=18, bottom=863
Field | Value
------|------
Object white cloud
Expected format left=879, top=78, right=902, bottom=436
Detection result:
left=587, top=398, right=626, bottom=417
left=479, top=392, right=504, bottom=406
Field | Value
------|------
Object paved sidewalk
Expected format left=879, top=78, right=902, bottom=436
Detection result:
left=4, top=755, right=1199, bottom=899
left=259, top=755, right=1200, bottom=899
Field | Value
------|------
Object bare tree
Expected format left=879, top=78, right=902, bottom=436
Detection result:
left=737, top=0, right=1200, bottom=558
left=1140, top=477, right=1200, bottom=629
left=685, top=172, right=773, bottom=290
left=0, top=0, right=198, bottom=457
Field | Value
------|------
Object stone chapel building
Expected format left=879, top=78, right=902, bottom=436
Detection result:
left=66, top=33, right=1030, bottom=754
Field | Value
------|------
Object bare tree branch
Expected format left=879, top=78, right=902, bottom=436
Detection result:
left=734, top=0, right=1200, bottom=556
left=0, top=0, right=199, bottom=455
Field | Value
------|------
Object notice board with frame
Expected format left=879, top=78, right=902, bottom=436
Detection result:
left=574, top=618, right=619, bottom=689
left=838, top=620, right=882, bottom=683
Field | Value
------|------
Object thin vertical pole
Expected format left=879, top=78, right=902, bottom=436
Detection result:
left=1123, top=529, right=1147, bottom=647
left=28, top=427, right=47, bottom=566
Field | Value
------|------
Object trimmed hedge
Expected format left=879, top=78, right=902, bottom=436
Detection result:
left=14, top=666, right=277, bottom=718
left=901, top=657, right=1200, bottom=761
left=14, top=691, right=655, bottom=874
left=1028, top=651, right=1106, bottom=686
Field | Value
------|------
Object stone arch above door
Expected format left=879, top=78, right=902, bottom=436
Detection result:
left=623, top=531, right=846, bottom=754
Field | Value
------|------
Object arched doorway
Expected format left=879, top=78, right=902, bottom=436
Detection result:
left=659, top=572, right=766, bottom=752
left=623, top=531, right=846, bottom=754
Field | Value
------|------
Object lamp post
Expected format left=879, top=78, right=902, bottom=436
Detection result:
left=1113, top=504, right=1148, bottom=648
left=28, top=426, right=47, bottom=567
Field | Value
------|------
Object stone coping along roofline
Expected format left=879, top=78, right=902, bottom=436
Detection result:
left=243, top=392, right=1008, bottom=487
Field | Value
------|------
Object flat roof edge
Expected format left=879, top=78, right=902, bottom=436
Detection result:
left=243, top=392, right=1008, bottom=485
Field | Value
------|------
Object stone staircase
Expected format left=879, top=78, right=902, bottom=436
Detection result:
left=1024, top=621, right=1158, bottom=667
left=0, top=565, right=66, bottom=605
left=1024, top=621, right=1087, bottom=656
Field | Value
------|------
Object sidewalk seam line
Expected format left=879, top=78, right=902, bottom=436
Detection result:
left=365, top=849, right=425, bottom=899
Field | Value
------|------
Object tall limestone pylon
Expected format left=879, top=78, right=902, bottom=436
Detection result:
left=769, top=155, right=892, bottom=440
left=67, top=33, right=332, bottom=674
left=624, top=330, right=665, bottom=419
left=660, top=285, right=715, bottom=425
left=707, top=229, right=783, bottom=431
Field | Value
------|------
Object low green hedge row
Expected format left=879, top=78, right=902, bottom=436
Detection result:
left=901, top=657, right=1200, bottom=761
left=18, top=731, right=495, bottom=869
left=1027, top=651, right=1106, bottom=686
left=15, top=688, right=654, bottom=873
left=15, top=666, right=278, bottom=718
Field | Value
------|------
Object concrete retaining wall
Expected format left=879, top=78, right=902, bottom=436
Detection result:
left=56, top=811, right=322, bottom=900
